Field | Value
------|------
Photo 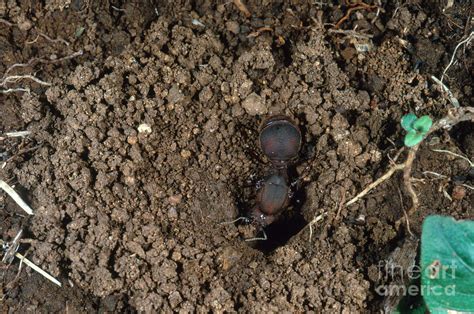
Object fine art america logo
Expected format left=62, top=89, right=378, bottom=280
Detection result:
left=375, top=260, right=457, bottom=297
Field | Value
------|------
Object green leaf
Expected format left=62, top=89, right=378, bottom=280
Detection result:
left=404, top=131, right=424, bottom=147
left=413, top=116, right=433, bottom=134
left=421, top=215, right=474, bottom=313
left=401, top=113, right=418, bottom=132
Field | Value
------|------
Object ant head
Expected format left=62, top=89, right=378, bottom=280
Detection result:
left=259, top=115, right=301, bottom=165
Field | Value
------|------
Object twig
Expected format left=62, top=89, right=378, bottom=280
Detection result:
left=0, top=239, right=61, bottom=287
left=442, top=189, right=452, bottom=201
left=233, top=0, right=251, bottom=17
left=0, top=180, right=34, bottom=215
left=440, top=32, right=474, bottom=83
left=16, top=253, right=61, bottom=286
left=3, top=131, right=31, bottom=138
left=2, top=230, right=22, bottom=264
left=431, top=76, right=460, bottom=108
left=428, top=106, right=474, bottom=134
left=431, top=149, right=474, bottom=168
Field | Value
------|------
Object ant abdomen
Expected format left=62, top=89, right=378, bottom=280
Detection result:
left=257, top=172, right=290, bottom=217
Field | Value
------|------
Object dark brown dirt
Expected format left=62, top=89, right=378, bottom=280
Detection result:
left=1, top=0, right=472, bottom=312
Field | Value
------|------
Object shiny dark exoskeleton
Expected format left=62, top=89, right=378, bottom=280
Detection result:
left=259, top=115, right=301, bottom=168
left=244, top=115, right=301, bottom=239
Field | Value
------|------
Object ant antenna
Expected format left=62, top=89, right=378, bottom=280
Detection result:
left=219, top=216, right=250, bottom=226
left=244, top=229, right=267, bottom=242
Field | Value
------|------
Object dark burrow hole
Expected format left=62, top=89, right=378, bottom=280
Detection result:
left=271, top=36, right=294, bottom=67
left=379, top=117, right=401, bottom=150
left=253, top=190, right=307, bottom=253
left=449, top=121, right=474, bottom=153
left=449, top=121, right=474, bottom=180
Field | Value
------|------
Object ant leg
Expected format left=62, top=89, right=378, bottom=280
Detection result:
left=219, top=216, right=250, bottom=226
left=244, top=229, right=267, bottom=242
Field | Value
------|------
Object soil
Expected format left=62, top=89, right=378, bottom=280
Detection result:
left=1, top=0, right=472, bottom=312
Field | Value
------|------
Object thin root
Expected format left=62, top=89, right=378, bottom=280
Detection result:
left=346, top=163, right=405, bottom=206
left=440, top=31, right=474, bottom=83
left=402, top=148, right=419, bottom=217
left=0, top=75, right=51, bottom=87
left=233, top=0, right=251, bottom=17
left=0, top=88, right=30, bottom=94
left=2, top=50, right=83, bottom=78
left=431, top=149, right=474, bottom=168
left=308, top=212, right=326, bottom=243
left=26, top=31, right=70, bottom=46
left=347, top=106, right=474, bottom=230
left=397, top=187, right=413, bottom=237
left=335, top=1, right=377, bottom=29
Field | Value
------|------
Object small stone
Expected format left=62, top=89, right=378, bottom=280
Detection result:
left=226, top=21, right=240, bottom=34
left=180, top=149, right=191, bottom=159
left=18, top=19, right=32, bottom=31
left=341, top=47, right=356, bottom=61
left=171, top=250, right=182, bottom=261
left=168, top=291, right=182, bottom=309
left=124, top=176, right=136, bottom=186
left=451, top=185, right=466, bottom=201
left=127, top=136, right=138, bottom=145
left=137, top=123, right=152, bottom=134
left=168, top=194, right=182, bottom=206
left=242, top=93, right=267, bottom=116
left=168, top=207, right=178, bottom=219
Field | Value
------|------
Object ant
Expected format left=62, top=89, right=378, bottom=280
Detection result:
left=224, top=115, right=302, bottom=241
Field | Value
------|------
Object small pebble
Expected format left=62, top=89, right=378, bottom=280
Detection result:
left=168, top=194, right=182, bottom=206
left=226, top=21, right=240, bottom=34
left=168, top=207, right=178, bottom=219
left=124, top=176, right=136, bottom=186
left=242, top=93, right=267, bottom=116
left=451, top=185, right=466, bottom=201
left=137, top=123, right=152, bottom=134
left=355, top=214, right=366, bottom=225
left=168, top=291, right=182, bottom=309
left=180, top=149, right=191, bottom=159
left=171, top=250, right=182, bottom=261
left=127, top=136, right=138, bottom=145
